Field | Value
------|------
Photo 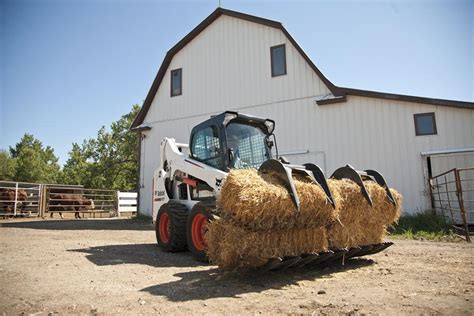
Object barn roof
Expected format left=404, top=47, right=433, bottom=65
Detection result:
left=131, top=8, right=474, bottom=129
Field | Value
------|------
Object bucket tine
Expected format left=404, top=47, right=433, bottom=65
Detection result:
left=259, top=159, right=300, bottom=210
left=331, top=165, right=373, bottom=207
left=365, top=170, right=396, bottom=206
left=304, top=163, right=336, bottom=208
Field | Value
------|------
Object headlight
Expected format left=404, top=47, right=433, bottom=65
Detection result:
left=223, top=112, right=238, bottom=125
left=264, top=120, right=275, bottom=134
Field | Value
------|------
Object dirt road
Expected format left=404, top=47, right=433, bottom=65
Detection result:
left=0, top=218, right=472, bottom=315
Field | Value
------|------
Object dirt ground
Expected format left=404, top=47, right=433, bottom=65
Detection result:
left=0, top=218, right=472, bottom=315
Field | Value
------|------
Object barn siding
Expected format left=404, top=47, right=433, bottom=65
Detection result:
left=138, top=14, right=474, bottom=217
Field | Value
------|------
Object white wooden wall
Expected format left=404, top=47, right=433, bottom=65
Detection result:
left=138, top=14, right=474, bottom=217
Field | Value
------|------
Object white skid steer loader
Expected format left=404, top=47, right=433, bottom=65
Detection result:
left=152, top=111, right=396, bottom=269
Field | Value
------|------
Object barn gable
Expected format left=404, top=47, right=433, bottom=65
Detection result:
left=131, top=8, right=473, bottom=130
left=131, top=8, right=342, bottom=129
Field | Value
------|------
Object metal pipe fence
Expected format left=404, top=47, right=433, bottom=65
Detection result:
left=0, top=181, right=137, bottom=219
left=430, top=167, right=474, bottom=242
left=0, top=181, right=43, bottom=217
left=46, top=185, right=117, bottom=218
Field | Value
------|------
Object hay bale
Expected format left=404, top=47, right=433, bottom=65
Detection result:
left=327, top=179, right=402, bottom=249
left=217, top=169, right=340, bottom=230
left=206, top=218, right=328, bottom=271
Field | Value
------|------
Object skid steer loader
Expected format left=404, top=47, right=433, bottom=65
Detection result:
left=152, top=111, right=396, bottom=271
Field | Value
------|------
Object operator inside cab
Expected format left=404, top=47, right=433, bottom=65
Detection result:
left=226, top=122, right=269, bottom=169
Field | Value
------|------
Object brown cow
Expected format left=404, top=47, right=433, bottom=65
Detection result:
left=0, top=188, right=28, bottom=215
left=49, top=193, right=95, bottom=219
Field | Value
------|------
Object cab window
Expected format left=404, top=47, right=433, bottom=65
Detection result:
left=191, top=126, right=223, bottom=169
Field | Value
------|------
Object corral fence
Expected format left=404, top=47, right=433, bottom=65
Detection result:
left=0, top=181, right=43, bottom=217
left=429, top=167, right=474, bottom=242
left=0, top=180, right=137, bottom=219
left=46, top=185, right=117, bottom=218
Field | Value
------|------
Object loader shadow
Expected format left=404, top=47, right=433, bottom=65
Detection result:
left=141, top=258, right=375, bottom=301
left=69, top=243, right=204, bottom=268
left=1, top=219, right=154, bottom=231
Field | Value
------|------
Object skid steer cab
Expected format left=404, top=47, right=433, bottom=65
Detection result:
left=152, top=111, right=396, bottom=262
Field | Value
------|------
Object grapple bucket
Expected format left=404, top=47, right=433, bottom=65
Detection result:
left=256, top=242, right=394, bottom=272
left=331, top=164, right=396, bottom=207
left=258, top=159, right=336, bottom=210
left=258, top=159, right=396, bottom=210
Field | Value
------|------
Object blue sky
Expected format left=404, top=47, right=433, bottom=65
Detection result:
left=1, top=0, right=473, bottom=165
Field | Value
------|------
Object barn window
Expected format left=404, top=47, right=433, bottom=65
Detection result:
left=170, top=68, right=182, bottom=97
left=414, top=113, right=437, bottom=136
left=271, top=44, right=286, bottom=77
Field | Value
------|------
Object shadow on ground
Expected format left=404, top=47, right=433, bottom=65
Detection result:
left=0, top=219, right=153, bottom=231
left=69, top=243, right=205, bottom=268
left=141, top=258, right=375, bottom=301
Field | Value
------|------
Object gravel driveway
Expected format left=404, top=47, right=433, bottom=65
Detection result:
left=0, top=218, right=472, bottom=315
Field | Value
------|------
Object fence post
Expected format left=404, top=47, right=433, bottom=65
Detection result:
left=116, top=191, right=120, bottom=217
left=454, top=169, right=471, bottom=242
left=13, top=182, right=18, bottom=216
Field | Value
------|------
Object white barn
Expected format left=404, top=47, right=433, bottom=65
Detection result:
left=131, top=8, right=474, bottom=217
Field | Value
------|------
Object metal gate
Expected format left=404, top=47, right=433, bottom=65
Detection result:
left=0, top=181, right=43, bottom=217
left=429, top=167, right=474, bottom=242
left=45, top=185, right=117, bottom=218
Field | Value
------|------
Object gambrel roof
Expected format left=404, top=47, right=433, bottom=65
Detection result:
left=131, top=8, right=473, bottom=129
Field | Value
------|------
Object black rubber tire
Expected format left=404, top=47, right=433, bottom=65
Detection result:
left=186, top=201, right=216, bottom=262
left=155, top=202, right=188, bottom=252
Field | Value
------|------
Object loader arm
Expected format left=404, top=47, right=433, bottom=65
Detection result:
left=152, top=137, right=227, bottom=221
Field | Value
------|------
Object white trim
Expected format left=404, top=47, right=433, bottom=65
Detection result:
left=421, top=147, right=474, bottom=156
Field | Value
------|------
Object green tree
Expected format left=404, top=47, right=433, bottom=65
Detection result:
left=0, top=149, right=16, bottom=180
left=61, top=142, right=91, bottom=185
left=9, top=134, right=61, bottom=183
left=62, top=104, right=141, bottom=190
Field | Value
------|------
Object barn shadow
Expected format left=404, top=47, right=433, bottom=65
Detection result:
left=69, top=243, right=204, bottom=268
left=0, top=218, right=154, bottom=231
left=140, top=258, right=375, bottom=301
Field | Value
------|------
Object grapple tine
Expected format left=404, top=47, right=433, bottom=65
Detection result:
left=319, top=249, right=348, bottom=266
left=351, top=244, right=375, bottom=257
left=259, top=159, right=300, bottom=210
left=365, top=242, right=393, bottom=255
left=303, top=163, right=336, bottom=208
left=345, top=246, right=363, bottom=259
left=272, top=256, right=302, bottom=271
left=331, top=165, right=373, bottom=207
left=258, top=258, right=283, bottom=273
left=293, top=253, right=319, bottom=268
left=364, top=169, right=397, bottom=206
left=307, top=251, right=334, bottom=266
left=291, top=167, right=335, bottom=209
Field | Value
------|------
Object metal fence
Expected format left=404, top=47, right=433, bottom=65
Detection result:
left=429, top=167, right=474, bottom=242
left=0, top=181, right=138, bottom=219
left=46, top=185, right=117, bottom=218
left=0, top=181, right=43, bottom=217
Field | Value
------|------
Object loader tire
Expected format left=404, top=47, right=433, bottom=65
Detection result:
left=187, top=201, right=215, bottom=262
left=156, top=202, right=188, bottom=252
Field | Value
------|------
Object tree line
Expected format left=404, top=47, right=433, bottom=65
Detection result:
left=0, top=105, right=141, bottom=191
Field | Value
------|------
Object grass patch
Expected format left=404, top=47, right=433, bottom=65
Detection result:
left=388, top=210, right=458, bottom=241
left=134, top=213, right=152, bottom=223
